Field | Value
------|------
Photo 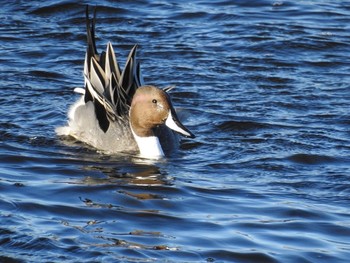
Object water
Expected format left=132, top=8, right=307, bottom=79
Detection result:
left=1, top=1, right=350, bottom=262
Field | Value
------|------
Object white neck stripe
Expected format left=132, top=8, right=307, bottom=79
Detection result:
left=131, top=129, right=164, bottom=159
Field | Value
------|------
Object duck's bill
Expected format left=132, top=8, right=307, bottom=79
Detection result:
left=165, top=109, right=195, bottom=138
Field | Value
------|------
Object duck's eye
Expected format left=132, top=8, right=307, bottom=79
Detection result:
left=152, top=99, right=157, bottom=104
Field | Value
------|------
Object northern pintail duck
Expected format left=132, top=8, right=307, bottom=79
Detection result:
left=57, top=7, right=195, bottom=159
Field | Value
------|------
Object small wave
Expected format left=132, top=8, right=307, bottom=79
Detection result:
left=27, top=70, right=65, bottom=80
left=216, top=120, right=270, bottom=132
left=287, top=153, right=341, bottom=165
left=202, top=249, right=278, bottom=263
left=27, top=1, right=81, bottom=16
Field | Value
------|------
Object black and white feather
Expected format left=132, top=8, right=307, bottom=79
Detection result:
left=83, top=6, right=144, bottom=132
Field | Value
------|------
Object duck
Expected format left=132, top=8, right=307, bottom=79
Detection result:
left=56, top=6, right=195, bottom=159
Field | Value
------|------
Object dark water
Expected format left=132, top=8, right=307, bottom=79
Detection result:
left=1, top=1, right=350, bottom=262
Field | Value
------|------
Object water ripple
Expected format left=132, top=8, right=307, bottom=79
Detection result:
left=1, top=1, right=350, bottom=262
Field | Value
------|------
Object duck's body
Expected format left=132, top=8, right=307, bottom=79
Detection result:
left=59, top=96, right=138, bottom=154
left=57, top=7, right=194, bottom=158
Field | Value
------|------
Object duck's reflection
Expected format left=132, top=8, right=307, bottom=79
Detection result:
left=80, top=161, right=171, bottom=187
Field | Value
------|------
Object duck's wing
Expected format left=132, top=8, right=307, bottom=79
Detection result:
left=83, top=6, right=144, bottom=132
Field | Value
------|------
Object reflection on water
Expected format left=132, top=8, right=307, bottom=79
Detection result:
left=80, top=163, right=167, bottom=186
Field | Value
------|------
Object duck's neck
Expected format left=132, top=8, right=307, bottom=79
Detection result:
left=131, top=129, right=164, bottom=159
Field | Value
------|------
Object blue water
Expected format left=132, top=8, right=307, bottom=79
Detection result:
left=1, top=1, right=350, bottom=262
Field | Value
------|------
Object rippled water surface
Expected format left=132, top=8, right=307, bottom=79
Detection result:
left=1, top=1, right=350, bottom=262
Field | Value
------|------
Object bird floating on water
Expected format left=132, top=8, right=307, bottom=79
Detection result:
left=57, top=6, right=195, bottom=159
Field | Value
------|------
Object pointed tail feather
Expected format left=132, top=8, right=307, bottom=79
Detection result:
left=90, top=57, right=107, bottom=95
left=163, top=86, right=176, bottom=93
left=120, top=44, right=139, bottom=103
left=105, top=42, right=121, bottom=81
left=85, top=6, right=99, bottom=103
left=83, top=5, right=145, bottom=127
left=86, top=6, right=98, bottom=62
left=135, top=61, right=144, bottom=87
